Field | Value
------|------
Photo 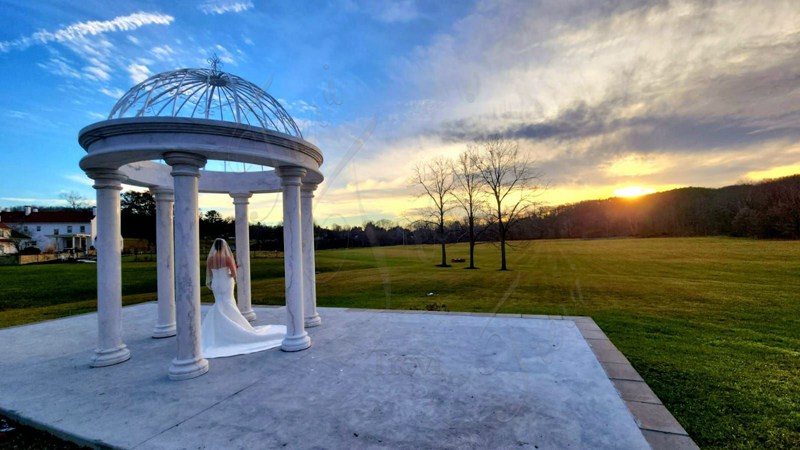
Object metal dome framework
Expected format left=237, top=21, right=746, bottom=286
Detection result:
left=108, top=67, right=302, bottom=137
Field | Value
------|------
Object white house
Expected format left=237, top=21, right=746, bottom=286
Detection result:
left=0, top=207, right=95, bottom=253
left=0, top=223, right=17, bottom=254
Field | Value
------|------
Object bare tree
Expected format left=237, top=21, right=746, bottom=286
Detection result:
left=452, top=146, right=485, bottom=269
left=474, top=139, right=542, bottom=270
left=412, top=157, right=456, bottom=267
left=60, top=191, right=87, bottom=209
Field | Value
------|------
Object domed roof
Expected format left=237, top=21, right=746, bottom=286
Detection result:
left=108, top=65, right=302, bottom=137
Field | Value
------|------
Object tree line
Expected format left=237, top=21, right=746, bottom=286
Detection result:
left=522, top=175, right=800, bottom=240
left=7, top=167, right=796, bottom=258
left=115, top=173, right=800, bottom=251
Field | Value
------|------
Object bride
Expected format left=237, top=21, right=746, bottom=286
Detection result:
left=201, top=238, right=286, bottom=358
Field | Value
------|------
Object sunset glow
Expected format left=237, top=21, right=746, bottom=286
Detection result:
left=613, top=186, right=656, bottom=198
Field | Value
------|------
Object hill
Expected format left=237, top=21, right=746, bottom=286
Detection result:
left=518, top=175, right=800, bottom=240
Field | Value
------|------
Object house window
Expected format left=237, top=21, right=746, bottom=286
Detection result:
left=80, top=225, right=85, bottom=233
left=36, top=226, right=41, bottom=232
left=23, top=225, right=28, bottom=232
left=67, top=226, right=73, bottom=233
left=54, top=228, right=59, bottom=235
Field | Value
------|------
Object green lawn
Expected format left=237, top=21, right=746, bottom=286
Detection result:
left=1, top=237, right=798, bottom=448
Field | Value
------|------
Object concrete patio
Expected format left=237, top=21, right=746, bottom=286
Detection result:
left=0, top=304, right=696, bottom=449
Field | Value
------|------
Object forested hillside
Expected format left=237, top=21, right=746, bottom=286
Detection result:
left=514, top=175, right=800, bottom=240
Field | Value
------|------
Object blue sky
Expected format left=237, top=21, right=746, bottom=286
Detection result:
left=2, top=0, right=800, bottom=226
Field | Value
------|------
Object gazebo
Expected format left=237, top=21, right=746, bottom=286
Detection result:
left=78, top=62, right=323, bottom=380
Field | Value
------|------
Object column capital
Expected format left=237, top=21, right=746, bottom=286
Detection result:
left=276, top=166, right=307, bottom=186
left=164, top=152, right=207, bottom=178
left=301, top=183, right=318, bottom=196
left=230, top=192, right=253, bottom=204
left=150, top=186, right=175, bottom=202
left=85, top=169, right=127, bottom=190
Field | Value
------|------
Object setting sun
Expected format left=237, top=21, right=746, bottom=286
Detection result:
left=613, top=186, right=656, bottom=198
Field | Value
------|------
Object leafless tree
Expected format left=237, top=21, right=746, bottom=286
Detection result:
left=474, top=139, right=543, bottom=270
left=452, top=146, right=485, bottom=269
left=412, top=157, right=456, bottom=267
left=60, top=191, right=87, bottom=209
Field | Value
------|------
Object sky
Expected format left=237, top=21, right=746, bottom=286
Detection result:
left=1, top=0, right=800, bottom=227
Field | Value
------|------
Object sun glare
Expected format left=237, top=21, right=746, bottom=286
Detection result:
left=613, top=186, right=656, bottom=198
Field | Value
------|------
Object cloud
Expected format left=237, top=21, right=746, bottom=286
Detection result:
left=5, top=110, right=34, bottom=120
left=83, top=65, right=110, bottom=81
left=100, top=87, right=125, bottom=99
left=127, top=63, right=151, bottom=83
left=0, top=12, right=174, bottom=53
left=376, top=0, right=800, bottom=206
left=199, top=1, right=254, bottom=15
left=150, top=45, right=176, bottom=61
left=64, top=173, right=95, bottom=186
left=0, top=197, right=64, bottom=204
left=346, top=0, right=420, bottom=23
left=86, top=111, right=106, bottom=120
left=371, top=0, right=419, bottom=23
left=37, top=55, right=81, bottom=79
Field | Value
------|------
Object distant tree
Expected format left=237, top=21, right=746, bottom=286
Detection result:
left=60, top=191, right=87, bottom=209
left=120, top=191, right=156, bottom=244
left=200, top=210, right=233, bottom=240
left=121, top=191, right=156, bottom=216
left=474, top=138, right=542, bottom=270
left=412, top=157, right=456, bottom=267
left=204, top=210, right=223, bottom=224
left=452, top=146, right=485, bottom=269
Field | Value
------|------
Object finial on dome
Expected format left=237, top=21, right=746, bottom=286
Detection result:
left=207, top=53, right=223, bottom=73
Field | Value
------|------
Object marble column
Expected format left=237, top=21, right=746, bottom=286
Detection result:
left=151, top=187, right=176, bottom=338
left=301, top=183, right=321, bottom=328
left=231, top=192, right=256, bottom=322
left=164, top=152, right=209, bottom=380
left=276, top=167, right=311, bottom=352
left=85, top=168, right=130, bottom=367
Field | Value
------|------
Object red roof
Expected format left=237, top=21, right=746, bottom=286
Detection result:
left=0, top=211, right=94, bottom=224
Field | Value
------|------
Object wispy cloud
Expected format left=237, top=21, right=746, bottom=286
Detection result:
left=100, top=87, right=125, bottom=99
left=127, top=63, right=151, bottom=83
left=150, top=45, right=176, bottom=61
left=199, top=1, right=254, bottom=15
left=0, top=197, right=65, bottom=204
left=5, top=110, right=34, bottom=120
left=0, top=12, right=174, bottom=53
left=64, top=173, right=94, bottom=187
left=37, top=55, right=81, bottom=79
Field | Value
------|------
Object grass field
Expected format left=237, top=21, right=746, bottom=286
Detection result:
left=1, top=237, right=798, bottom=448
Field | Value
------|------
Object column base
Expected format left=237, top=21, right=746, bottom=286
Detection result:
left=304, top=314, right=322, bottom=328
left=90, top=345, right=131, bottom=368
left=281, top=333, right=312, bottom=352
left=152, top=323, right=177, bottom=339
left=169, top=356, right=209, bottom=381
left=241, top=309, right=257, bottom=323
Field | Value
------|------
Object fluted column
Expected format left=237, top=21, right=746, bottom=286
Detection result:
left=231, top=192, right=256, bottom=322
left=85, top=168, right=130, bottom=367
left=165, top=152, right=209, bottom=380
left=276, top=167, right=311, bottom=352
left=301, top=183, right=321, bottom=328
left=151, top=187, right=176, bottom=338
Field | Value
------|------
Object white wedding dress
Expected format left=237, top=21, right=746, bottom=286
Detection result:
left=201, top=267, right=286, bottom=358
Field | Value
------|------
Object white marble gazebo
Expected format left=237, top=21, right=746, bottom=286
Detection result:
left=78, top=64, right=323, bottom=380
